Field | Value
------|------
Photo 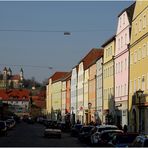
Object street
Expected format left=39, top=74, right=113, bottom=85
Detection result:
left=0, top=121, right=88, bottom=147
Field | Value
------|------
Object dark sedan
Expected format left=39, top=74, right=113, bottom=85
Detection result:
left=78, top=125, right=94, bottom=143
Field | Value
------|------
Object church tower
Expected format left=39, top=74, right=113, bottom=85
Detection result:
left=20, top=68, right=24, bottom=81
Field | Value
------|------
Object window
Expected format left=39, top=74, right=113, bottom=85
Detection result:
left=118, top=86, right=120, bottom=96
left=143, top=14, right=146, bottom=29
left=135, top=22, right=138, bottom=35
left=138, top=77, right=141, bottom=90
left=118, top=62, right=120, bottom=73
left=125, top=58, right=127, bottom=70
left=138, top=48, right=141, bottom=60
left=125, top=33, right=127, bottom=45
left=121, top=36, right=123, bottom=48
left=124, top=84, right=126, bottom=95
left=134, top=51, right=137, bottom=63
left=121, top=61, right=123, bottom=72
left=110, top=46, right=112, bottom=56
left=108, top=67, right=110, bottom=77
left=116, top=86, right=118, bottom=97
left=118, top=38, right=120, bottom=50
left=139, top=18, right=142, bottom=32
left=142, top=75, right=145, bottom=90
left=143, top=44, right=146, bottom=58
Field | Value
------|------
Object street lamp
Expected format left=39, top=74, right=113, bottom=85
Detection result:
left=136, top=89, right=144, bottom=133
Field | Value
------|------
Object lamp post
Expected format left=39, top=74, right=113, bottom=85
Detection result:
left=136, top=89, right=144, bottom=133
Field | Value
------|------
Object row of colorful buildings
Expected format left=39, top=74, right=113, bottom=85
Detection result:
left=46, top=1, right=148, bottom=133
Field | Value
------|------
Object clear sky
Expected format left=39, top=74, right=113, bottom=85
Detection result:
left=0, top=1, right=134, bottom=83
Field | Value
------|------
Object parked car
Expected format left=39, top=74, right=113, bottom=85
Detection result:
left=90, top=125, right=118, bottom=145
left=108, top=132, right=139, bottom=147
left=0, top=121, right=7, bottom=136
left=71, top=124, right=83, bottom=137
left=131, top=135, right=148, bottom=147
left=78, top=125, right=94, bottom=142
left=96, top=130, right=123, bottom=146
left=44, top=128, right=62, bottom=138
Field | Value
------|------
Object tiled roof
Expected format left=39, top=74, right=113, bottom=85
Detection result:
left=0, top=89, right=30, bottom=101
left=61, top=71, right=72, bottom=81
left=50, top=72, right=69, bottom=83
left=78, top=48, right=104, bottom=70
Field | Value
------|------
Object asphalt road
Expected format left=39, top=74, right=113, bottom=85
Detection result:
left=0, top=121, right=88, bottom=147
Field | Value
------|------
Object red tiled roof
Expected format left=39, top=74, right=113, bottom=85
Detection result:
left=50, top=72, right=69, bottom=82
left=62, top=71, right=72, bottom=81
left=79, top=48, right=104, bottom=70
left=0, top=89, right=30, bottom=101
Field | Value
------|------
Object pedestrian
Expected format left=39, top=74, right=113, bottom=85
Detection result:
left=123, top=124, right=128, bottom=133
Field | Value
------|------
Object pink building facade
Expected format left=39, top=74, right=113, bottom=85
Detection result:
left=115, top=4, right=135, bottom=127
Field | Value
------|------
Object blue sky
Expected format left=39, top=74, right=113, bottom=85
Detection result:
left=0, top=1, right=133, bottom=83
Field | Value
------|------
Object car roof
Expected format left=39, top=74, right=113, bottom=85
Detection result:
left=101, top=129, right=123, bottom=134
left=96, top=125, right=118, bottom=128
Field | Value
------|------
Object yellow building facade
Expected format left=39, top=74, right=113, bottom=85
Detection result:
left=129, top=1, right=148, bottom=133
left=102, top=36, right=115, bottom=124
